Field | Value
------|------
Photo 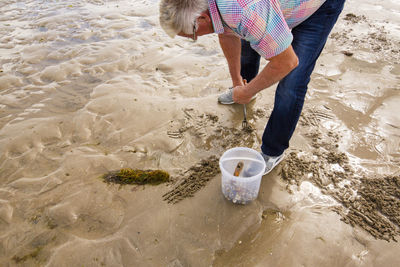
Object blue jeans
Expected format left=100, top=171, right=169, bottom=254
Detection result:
left=240, top=0, right=346, bottom=156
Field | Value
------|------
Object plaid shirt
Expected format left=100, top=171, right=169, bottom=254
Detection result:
left=208, top=0, right=326, bottom=59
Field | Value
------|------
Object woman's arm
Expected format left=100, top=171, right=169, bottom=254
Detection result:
left=218, top=33, right=244, bottom=87
left=233, top=45, right=299, bottom=104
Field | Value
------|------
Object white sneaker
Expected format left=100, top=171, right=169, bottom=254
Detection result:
left=261, top=152, right=284, bottom=175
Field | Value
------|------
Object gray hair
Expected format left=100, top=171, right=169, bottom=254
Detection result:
left=159, top=0, right=209, bottom=38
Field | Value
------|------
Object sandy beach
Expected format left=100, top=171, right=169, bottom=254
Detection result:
left=0, top=0, right=399, bottom=266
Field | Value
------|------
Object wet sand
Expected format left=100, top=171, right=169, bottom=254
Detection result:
left=0, top=0, right=399, bottom=266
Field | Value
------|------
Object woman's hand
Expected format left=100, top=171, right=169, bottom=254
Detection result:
left=233, top=79, right=253, bottom=104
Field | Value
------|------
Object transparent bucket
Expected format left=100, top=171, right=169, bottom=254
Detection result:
left=219, top=147, right=266, bottom=204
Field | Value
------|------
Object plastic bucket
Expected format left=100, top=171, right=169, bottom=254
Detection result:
left=219, top=147, right=266, bottom=204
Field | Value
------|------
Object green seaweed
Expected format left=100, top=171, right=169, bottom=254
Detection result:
left=102, top=169, right=170, bottom=185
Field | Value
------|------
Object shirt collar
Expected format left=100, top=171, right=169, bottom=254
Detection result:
left=208, top=0, right=224, bottom=34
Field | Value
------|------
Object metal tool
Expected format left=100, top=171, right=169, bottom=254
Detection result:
left=242, top=104, right=248, bottom=128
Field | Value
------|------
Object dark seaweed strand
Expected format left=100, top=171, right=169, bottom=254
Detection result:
left=103, top=169, right=170, bottom=185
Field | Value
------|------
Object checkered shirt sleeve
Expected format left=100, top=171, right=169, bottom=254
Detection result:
left=219, top=0, right=293, bottom=59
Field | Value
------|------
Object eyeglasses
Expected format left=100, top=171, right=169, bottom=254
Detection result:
left=192, top=19, right=197, bottom=42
